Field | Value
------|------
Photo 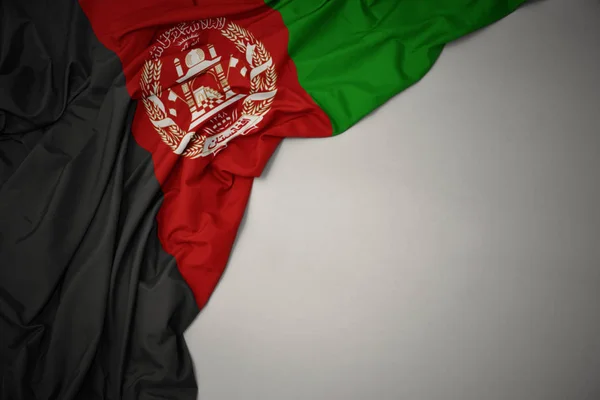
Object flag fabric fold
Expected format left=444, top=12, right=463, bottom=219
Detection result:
left=1, top=0, right=527, bottom=398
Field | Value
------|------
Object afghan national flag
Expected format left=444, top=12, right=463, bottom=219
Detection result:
left=1, top=0, right=526, bottom=398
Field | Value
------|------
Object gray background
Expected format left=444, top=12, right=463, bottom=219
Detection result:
left=185, top=1, right=600, bottom=399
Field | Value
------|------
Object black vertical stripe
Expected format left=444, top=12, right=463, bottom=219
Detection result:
left=0, top=0, right=200, bottom=399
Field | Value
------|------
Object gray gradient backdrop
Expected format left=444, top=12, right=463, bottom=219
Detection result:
left=185, top=1, right=600, bottom=399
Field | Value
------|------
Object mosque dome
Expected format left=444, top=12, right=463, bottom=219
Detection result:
left=185, top=48, right=205, bottom=68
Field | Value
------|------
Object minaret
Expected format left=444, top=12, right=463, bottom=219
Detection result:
left=207, top=44, right=234, bottom=98
left=174, top=57, right=184, bottom=77
left=174, top=57, right=198, bottom=113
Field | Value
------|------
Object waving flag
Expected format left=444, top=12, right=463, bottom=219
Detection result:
left=1, top=0, right=526, bottom=398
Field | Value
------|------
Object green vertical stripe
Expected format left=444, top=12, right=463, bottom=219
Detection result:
left=267, top=0, right=526, bottom=135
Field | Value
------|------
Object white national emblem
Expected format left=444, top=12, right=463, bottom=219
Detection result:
left=140, top=19, right=278, bottom=158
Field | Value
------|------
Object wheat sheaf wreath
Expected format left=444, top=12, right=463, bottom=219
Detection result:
left=140, top=21, right=277, bottom=159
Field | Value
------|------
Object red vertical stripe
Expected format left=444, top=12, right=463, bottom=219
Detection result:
left=80, top=0, right=331, bottom=308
